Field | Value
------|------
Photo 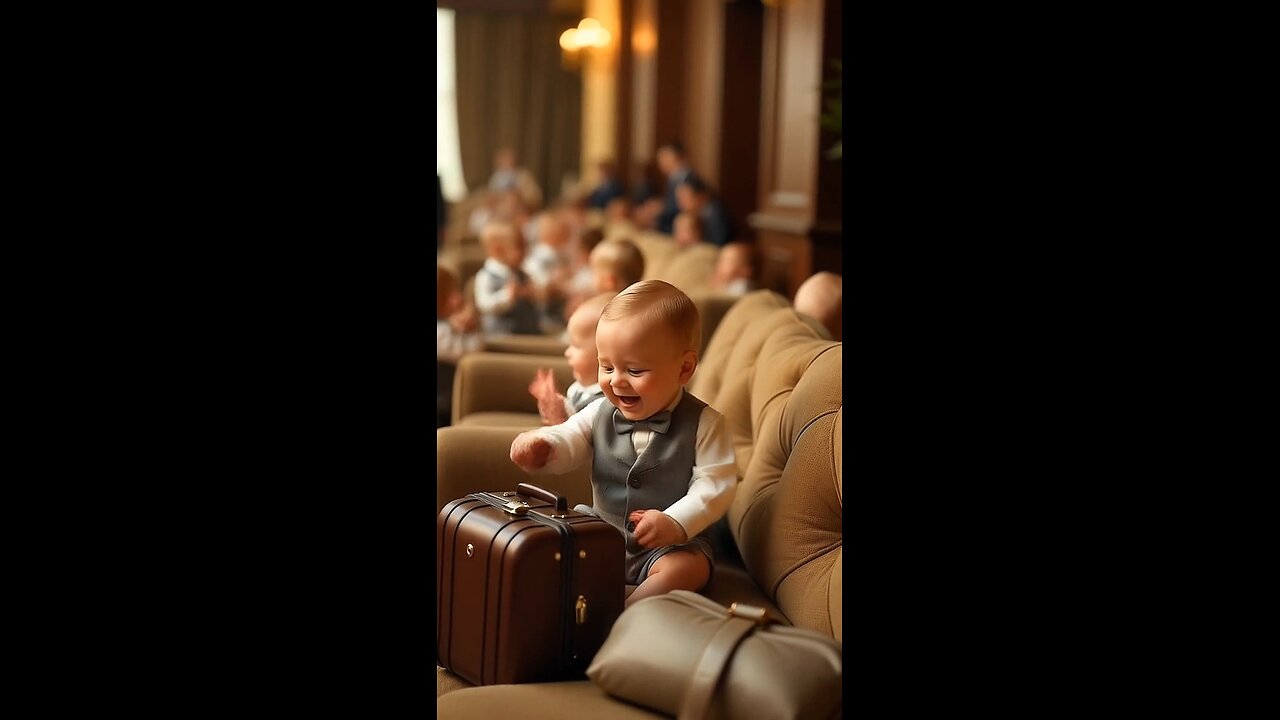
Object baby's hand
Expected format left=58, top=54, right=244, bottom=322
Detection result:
left=510, top=279, right=535, bottom=300
left=510, top=432, right=553, bottom=471
left=538, top=394, right=569, bottom=425
left=528, top=369, right=569, bottom=425
left=450, top=305, right=479, bottom=333
left=629, top=510, right=687, bottom=549
left=528, top=368, right=556, bottom=400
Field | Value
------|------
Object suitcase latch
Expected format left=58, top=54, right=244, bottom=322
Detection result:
left=502, top=500, right=529, bottom=515
left=575, top=595, right=587, bottom=625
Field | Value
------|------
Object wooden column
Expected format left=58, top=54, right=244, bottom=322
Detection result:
left=811, top=0, right=843, bottom=278
left=628, top=0, right=659, bottom=194
left=581, top=0, right=620, bottom=183
left=749, top=0, right=828, bottom=298
left=718, top=0, right=763, bottom=243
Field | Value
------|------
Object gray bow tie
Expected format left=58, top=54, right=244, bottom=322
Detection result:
left=613, top=409, right=672, bottom=435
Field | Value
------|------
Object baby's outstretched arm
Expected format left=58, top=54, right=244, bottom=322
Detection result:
left=510, top=432, right=554, bottom=471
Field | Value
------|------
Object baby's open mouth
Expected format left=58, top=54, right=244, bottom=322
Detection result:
left=616, top=395, right=640, bottom=408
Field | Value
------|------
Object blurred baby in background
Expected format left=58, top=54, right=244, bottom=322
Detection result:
left=528, top=291, right=615, bottom=425
left=710, top=242, right=756, bottom=297
left=475, top=221, right=541, bottom=335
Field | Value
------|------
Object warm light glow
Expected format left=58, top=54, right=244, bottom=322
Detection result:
left=559, top=17, right=612, bottom=51
left=632, top=27, right=656, bottom=54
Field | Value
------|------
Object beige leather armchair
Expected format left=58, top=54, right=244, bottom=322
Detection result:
left=437, top=291, right=843, bottom=717
left=450, top=352, right=574, bottom=428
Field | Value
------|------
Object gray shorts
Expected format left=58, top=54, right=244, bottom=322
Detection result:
left=575, top=503, right=715, bottom=586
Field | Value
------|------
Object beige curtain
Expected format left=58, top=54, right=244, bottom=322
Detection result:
left=454, top=11, right=582, bottom=207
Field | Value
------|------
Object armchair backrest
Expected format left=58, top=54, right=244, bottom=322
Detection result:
left=718, top=308, right=843, bottom=643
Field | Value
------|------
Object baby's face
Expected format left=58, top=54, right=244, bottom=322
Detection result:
left=542, top=226, right=569, bottom=248
left=596, top=316, right=693, bottom=421
left=494, top=240, right=524, bottom=268
left=564, top=309, right=600, bottom=386
left=673, top=219, right=699, bottom=247
left=606, top=200, right=629, bottom=221
left=437, top=288, right=464, bottom=318
left=714, top=251, right=747, bottom=282
left=676, top=186, right=700, bottom=212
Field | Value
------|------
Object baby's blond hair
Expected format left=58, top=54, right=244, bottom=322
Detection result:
left=601, top=280, right=700, bottom=353
left=590, top=238, right=645, bottom=288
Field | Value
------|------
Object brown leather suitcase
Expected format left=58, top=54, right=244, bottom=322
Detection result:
left=437, top=482, right=625, bottom=686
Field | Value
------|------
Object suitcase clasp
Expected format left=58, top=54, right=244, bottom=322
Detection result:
left=575, top=595, right=587, bottom=625
left=502, top=500, right=529, bottom=515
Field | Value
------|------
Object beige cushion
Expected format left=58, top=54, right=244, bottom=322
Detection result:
left=702, top=307, right=817, bottom=474
left=732, top=336, right=842, bottom=639
left=436, top=426, right=593, bottom=518
left=701, top=558, right=785, bottom=622
left=689, top=290, right=790, bottom=403
left=657, top=243, right=718, bottom=296
left=483, top=334, right=568, bottom=356
left=689, top=292, right=739, bottom=358
left=632, top=232, right=679, bottom=280
left=438, top=681, right=665, bottom=719
left=451, top=353, right=573, bottom=425
left=457, top=412, right=542, bottom=428
left=436, top=666, right=473, bottom=697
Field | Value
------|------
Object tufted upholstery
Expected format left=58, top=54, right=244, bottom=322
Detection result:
left=732, top=338, right=842, bottom=637
left=437, top=291, right=842, bottom=715
left=653, top=243, right=719, bottom=297
left=688, top=290, right=791, bottom=402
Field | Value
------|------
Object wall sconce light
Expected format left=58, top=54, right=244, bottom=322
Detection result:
left=559, top=18, right=612, bottom=52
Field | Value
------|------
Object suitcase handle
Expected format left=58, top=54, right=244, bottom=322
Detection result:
left=516, top=482, right=568, bottom=513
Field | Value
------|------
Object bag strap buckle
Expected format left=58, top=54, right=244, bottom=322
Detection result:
left=726, top=602, right=769, bottom=625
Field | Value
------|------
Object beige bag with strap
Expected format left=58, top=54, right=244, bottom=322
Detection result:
left=586, top=590, right=842, bottom=720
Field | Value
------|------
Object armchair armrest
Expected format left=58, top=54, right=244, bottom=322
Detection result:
left=436, top=425, right=593, bottom=516
left=483, top=334, right=569, bottom=356
left=451, top=352, right=574, bottom=424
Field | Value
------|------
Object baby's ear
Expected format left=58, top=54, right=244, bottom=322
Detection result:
left=679, top=350, right=698, bottom=383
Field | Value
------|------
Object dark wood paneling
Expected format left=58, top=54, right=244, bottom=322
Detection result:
left=750, top=0, right=817, bottom=298
left=813, top=0, right=842, bottom=275
left=629, top=0, right=658, bottom=197
left=757, top=230, right=813, bottom=298
left=654, top=1, right=687, bottom=150
left=719, top=0, right=763, bottom=242
left=613, top=0, right=634, bottom=190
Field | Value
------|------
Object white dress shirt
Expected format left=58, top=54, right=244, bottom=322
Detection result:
left=436, top=319, right=484, bottom=363
left=522, top=242, right=569, bottom=290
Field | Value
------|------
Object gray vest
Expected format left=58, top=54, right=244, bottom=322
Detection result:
left=590, top=392, right=708, bottom=535
left=479, top=266, right=541, bottom=335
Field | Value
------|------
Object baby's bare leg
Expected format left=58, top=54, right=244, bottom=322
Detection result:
left=626, top=550, right=711, bottom=607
